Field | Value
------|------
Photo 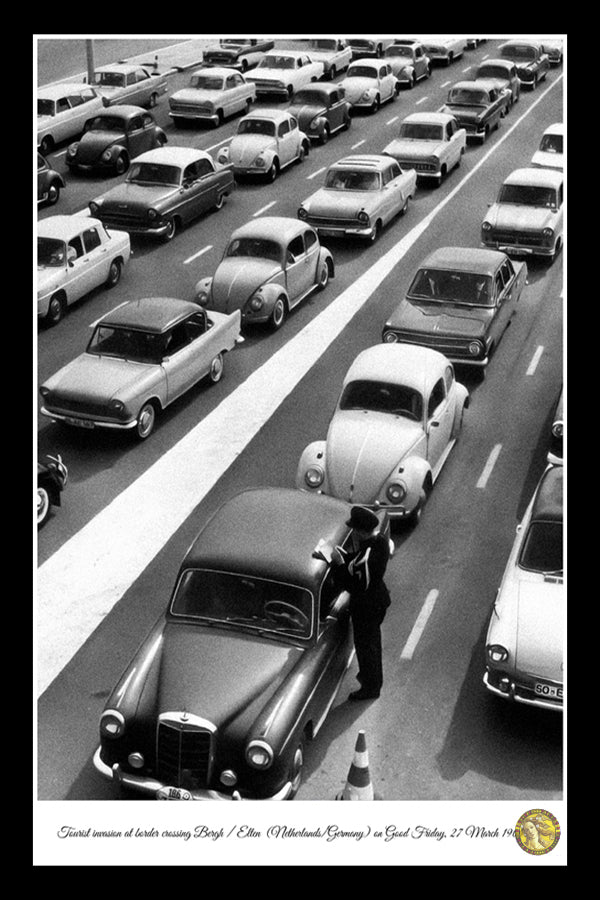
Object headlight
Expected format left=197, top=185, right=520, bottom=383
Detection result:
left=383, top=331, right=398, bottom=344
left=361, top=89, right=373, bottom=100
left=102, top=148, right=113, bottom=162
left=220, top=770, right=238, bottom=787
left=246, top=740, right=274, bottom=770
left=254, top=156, right=266, bottom=168
left=468, top=341, right=483, bottom=356
left=309, top=115, right=320, bottom=128
left=128, top=752, right=144, bottom=769
left=89, top=201, right=100, bottom=215
left=39, top=386, right=50, bottom=399
left=386, top=481, right=407, bottom=503
left=218, top=148, right=229, bottom=163
left=147, top=208, right=158, bottom=220
left=298, top=207, right=308, bottom=220
left=110, top=399, right=124, bottom=412
left=481, top=221, right=492, bottom=232
left=487, top=644, right=509, bottom=663
left=542, top=227, right=554, bottom=238
left=249, top=293, right=264, bottom=311
left=551, top=421, right=563, bottom=438
left=196, top=289, right=209, bottom=306
left=100, top=710, right=125, bottom=739
left=67, top=143, right=78, bottom=157
left=357, top=210, right=370, bottom=225
left=305, top=465, right=324, bottom=488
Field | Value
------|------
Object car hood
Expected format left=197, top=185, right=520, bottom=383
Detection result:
left=325, top=410, right=422, bottom=503
left=37, top=266, right=66, bottom=294
left=248, top=67, right=290, bottom=80
left=304, top=187, right=380, bottom=217
left=229, top=133, right=277, bottom=165
left=287, top=103, right=325, bottom=128
left=95, top=181, right=178, bottom=211
left=531, top=150, right=563, bottom=171
left=514, top=579, right=563, bottom=680
left=487, top=203, right=556, bottom=230
left=342, top=77, right=378, bottom=100
left=384, top=138, right=445, bottom=159
left=387, top=299, right=490, bottom=338
left=445, top=104, right=487, bottom=121
left=44, top=353, right=154, bottom=403
left=73, top=129, right=125, bottom=162
left=158, top=624, right=303, bottom=727
left=171, top=87, right=223, bottom=104
left=210, top=257, right=281, bottom=313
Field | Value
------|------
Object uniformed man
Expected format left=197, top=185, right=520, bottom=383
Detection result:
left=331, top=506, right=391, bottom=700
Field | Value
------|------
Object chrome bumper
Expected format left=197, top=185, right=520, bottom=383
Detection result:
left=483, top=671, right=563, bottom=712
left=169, top=110, right=219, bottom=125
left=40, top=407, right=137, bottom=430
left=93, top=747, right=293, bottom=800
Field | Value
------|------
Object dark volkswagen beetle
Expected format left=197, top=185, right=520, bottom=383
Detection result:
left=93, top=488, right=388, bottom=800
left=37, top=153, right=65, bottom=206
left=65, top=105, right=167, bottom=175
left=286, top=83, right=352, bottom=144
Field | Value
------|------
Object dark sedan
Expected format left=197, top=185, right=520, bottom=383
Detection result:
left=382, top=247, right=527, bottom=369
left=92, top=487, right=372, bottom=800
left=37, top=153, right=65, bottom=206
left=498, top=40, right=550, bottom=89
left=440, top=80, right=510, bottom=142
left=89, top=147, right=234, bottom=242
left=286, top=83, right=351, bottom=143
left=65, top=105, right=167, bottom=176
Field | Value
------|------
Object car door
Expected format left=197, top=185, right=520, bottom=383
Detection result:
left=285, top=233, right=315, bottom=303
left=414, top=45, right=426, bottom=79
left=81, top=225, right=112, bottom=290
left=125, top=114, right=147, bottom=158
left=310, top=578, right=353, bottom=729
left=277, top=116, right=297, bottom=165
left=327, top=88, right=343, bottom=130
left=162, top=311, right=211, bottom=402
left=426, top=375, right=454, bottom=470
left=446, top=117, right=462, bottom=166
left=223, top=73, right=240, bottom=115
left=494, top=259, right=518, bottom=340
left=380, top=64, right=394, bottom=100
left=37, top=154, right=48, bottom=200
left=64, top=233, right=95, bottom=303
left=381, top=160, right=407, bottom=222
left=181, top=157, right=219, bottom=222
left=139, top=112, right=158, bottom=152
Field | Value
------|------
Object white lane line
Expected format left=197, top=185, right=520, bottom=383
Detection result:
left=386, top=115, right=398, bottom=125
left=401, top=590, right=439, bottom=660
left=307, top=165, right=326, bottom=180
left=37, top=73, right=563, bottom=697
left=253, top=201, right=277, bottom=217
left=476, top=444, right=503, bottom=489
left=526, top=345, right=544, bottom=375
left=351, top=139, right=366, bottom=149
left=415, top=96, right=428, bottom=105
left=205, top=136, right=232, bottom=152
left=183, top=244, right=213, bottom=265
left=462, top=66, right=472, bottom=72
left=441, top=80, right=451, bottom=87
left=482, top=54, right=489, bottom=60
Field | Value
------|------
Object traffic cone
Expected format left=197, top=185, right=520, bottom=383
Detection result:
left=335, top=730, right=375, bottom=800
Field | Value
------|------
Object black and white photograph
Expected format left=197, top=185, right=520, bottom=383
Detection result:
left=35, top=33, right=565, bottom=866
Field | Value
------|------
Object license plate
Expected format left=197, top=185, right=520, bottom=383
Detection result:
left=156, top=786, right=192, bottom=800
left=534, top=682, right=563, bottom=700
left=65, top=416, right=94, bottom=429
left=318, top=228, right=340, bottom=237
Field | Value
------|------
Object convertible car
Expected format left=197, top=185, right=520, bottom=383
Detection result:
left=93, top=487, right=366, bottom=799
left=40, top=297, right=241, bottom=440
left=195, top=217, right=334, bottom=330
left=484, top=465, right=563, bottom=711
left=382, top=247, right=527, bottom=369
left=296, top=344, right=468, bottom=525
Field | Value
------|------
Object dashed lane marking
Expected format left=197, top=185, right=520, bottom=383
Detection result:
left=252, top=201, right=277, bottom=217
left=307, top=166, right=326, bottom=180
left=183, top=245, right=213, bottom=265
left=386, top=116, right=398, bottom=125
left=415, top=96, right=428, bottom=105
left=526, top=345, right=544, bottom=375
left=476, top=444, right=503, bottom=489
left=351, top=139, right=366, bottom=149
left=401, top=590, right=439, bottom=660
left=441, top=80, right=451, bottom=87
left=462, top=66, right=472, bottom=72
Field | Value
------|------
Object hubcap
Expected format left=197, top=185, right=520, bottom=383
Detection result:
left=290, top=746, right=304, bottom=793
left=211, top=355, right=223, bottom=380
left=37, top=488, right=49, bottom=524
left=138, top=405, right=155, bottom=437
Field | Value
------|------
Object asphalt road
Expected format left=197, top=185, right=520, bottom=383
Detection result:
left=36, top=39, right=564, bottom=802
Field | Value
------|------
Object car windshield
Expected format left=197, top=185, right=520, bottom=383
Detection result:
left=126, top=162, right=181, bottom=185
left=478, top=65, right=509, bottom=80
left=398, top=122, right=444, bottom=141
left=340, top=380, right=423, bottom=420
left=499, top=183, right=558, bottom=208
left=225, top=237, right=282, bottom=262
left=325, top=169, right=381, bottom=191
left=347, top=65, right=378, bottom=79
left=221, top=39, right=249, bottom=47
left=448, top=88, right=488, bottom=105
left=539, top=133, right=563, bottom=154
left=92, top=71, right=126, bottom=87
left=349, top=40, right=374, bottom=50
left=308, top=39, right=337, bottom=51
left=238, top=118, right=276, bottom=136
left=38, top=98, right=55, bottom=116
left=501, top=44, right=536, bottom=60
left=258, top=55, right=295, bottom=69
left=293, top=90, right=327, bottom=106
left=38, top=237, right=66, bottom=268
left=170, top=568, right=314, bottom=639
left=189, top=74, right=225, bottom=90
left=519, top=521, right=563, bottom=574
left=408, top=268, right=494, bottom=306
left=85, top=115, right=126, bottom=133
left=87, top=325, right=165, bottom=364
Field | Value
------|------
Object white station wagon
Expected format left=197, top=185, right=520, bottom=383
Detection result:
left=296, top=344, right=468, bottom=524
left=37, top=82, right=105, bottom=154
left=37, top=215, right=131, bottom=326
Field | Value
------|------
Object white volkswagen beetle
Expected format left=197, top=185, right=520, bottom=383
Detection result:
left=296, top=344, right=469, bottom=524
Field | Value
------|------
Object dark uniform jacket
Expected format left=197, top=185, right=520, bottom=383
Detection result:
left=333, top=533, right=391, bottom=618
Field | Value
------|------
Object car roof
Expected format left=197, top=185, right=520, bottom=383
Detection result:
left=133, top=146, right=212, bottom=166
left=93, top=104, right=148, bottom=118
left=99, top=297, right=202, bottom=333
left=348, top=58, right=385, bottom=67
left=330, top=154, right=395, bottom=171
left=190, top=66, right=242, bottom=77
left=418, top=246, right=506, bottom=275
left=449, top=79, right=498, bottom=93
left=403, top=111, right=455, bottom=125
left=477, top=57, right=515, bottom=70
left=181, top=488, right=352, bottom=591
left=293, top=82, right=340, bottom=97
left=263, top=49, right=305, bottom=59
left=242, top=108, right=293, bottom=123
left=38, top=215, right=104, bottom=241
left=504, top=167, right=563, bottom=188
left=230, top=216, right=311, bottom=242
left=38, top=82, right=91, bottom=99
left=500, top=39, right=543, bottom=50
left=543, top=122, right=563, bottom=135
left=344, top=344, right=449, bottom=395
left=95, top=62, right=148, bottom=74
left=531, top=466, right=563, bottom=523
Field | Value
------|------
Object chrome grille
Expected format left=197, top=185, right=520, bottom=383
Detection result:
left=98, top=211, right=148, bottom=229
left=170, top=102, right=213, bottom=115
left=47, top=397, right=110, bottom=418
left=396, top=160, right=437, bottom=173
left=492, top=230, right=544, bottom=246
left=251, top=79, right=284, bottom=90
left=157, top=718, right=214, bottom=789
left=387, top=332, right=473, bottom=358
left=308, top=214, right=360, bottom=228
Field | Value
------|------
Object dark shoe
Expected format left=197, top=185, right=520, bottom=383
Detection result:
left=348, top=688, right=380, bottom=701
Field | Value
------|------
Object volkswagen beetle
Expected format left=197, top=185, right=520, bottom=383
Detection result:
left=217, top=109, right=310, bottom=181
left=65, top=105, right=167, bottom=175
left=296, top=344, right=468, bottom=524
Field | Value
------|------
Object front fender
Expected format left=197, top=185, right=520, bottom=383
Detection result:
left=194, top=276, right=214, bottom=305
left=385, top=455, right=431, bottom=512
left=317, top=246, right=335, bottom=278
left=296, top=440, right=328, bottom=491
left=250, top=282, right=288, bottom=317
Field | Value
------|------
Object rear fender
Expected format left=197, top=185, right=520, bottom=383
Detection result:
left=318, top=247, right=334, bottom=277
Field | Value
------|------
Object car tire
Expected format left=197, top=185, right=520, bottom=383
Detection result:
left=162, top=217, right=177, bottom=242
left=46, top=293, right=66, bottom=326
left=106, top=259, right=122, bottom=288
left=547, top=236, right=562, bottom=265
left=40, top=135, right=54, bottom=155
left=369, top=220, right=382, bottom=242
left=37, top=487, right=51, bottom=527
left=317, top=259, right=330, bottom=291
left=244, top=98, right=252, bottom=115
left=148, top=92, right=159, bottom=108
left=408, top=73, right=416, bottom=89
left=46, top=181, right=61, bottom=206
left=208, top=353, right=224, bottom=383
left=115, top=154, right=129, bottom=176
left=329, top=65, right=337, bottom=81
left=287, top=85, right=294, bottom=99
left=288, top=739, right=305, bottom=799
left=269, top=296, right=287, bottom=331
left=266, top=159, right=279, bottom=182
left=320, top=125, right=330, bottom=145
left=214, top=192, right=225, bottom=211
left=400, top=196, right=409, bottom=216
left=343, top=113, right=351, bottom=130
left=370, top=95, right=380, bottom=114
left=135, top=402, right=157, bottom=440
left=407, top=483, right=430, bottom=526
left=436, top=165, right=447, bottom=187
left=214, top=109, right=225, bottom=128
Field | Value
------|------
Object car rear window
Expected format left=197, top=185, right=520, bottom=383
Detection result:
left=340, top=380, right=423, bottom=420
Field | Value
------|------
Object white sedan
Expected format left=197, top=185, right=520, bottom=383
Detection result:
left=296, top=344, right=468, bottom=524
left=37, top=215, right=131, bottom=325
left=246, top=51, right=324, bottom=98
